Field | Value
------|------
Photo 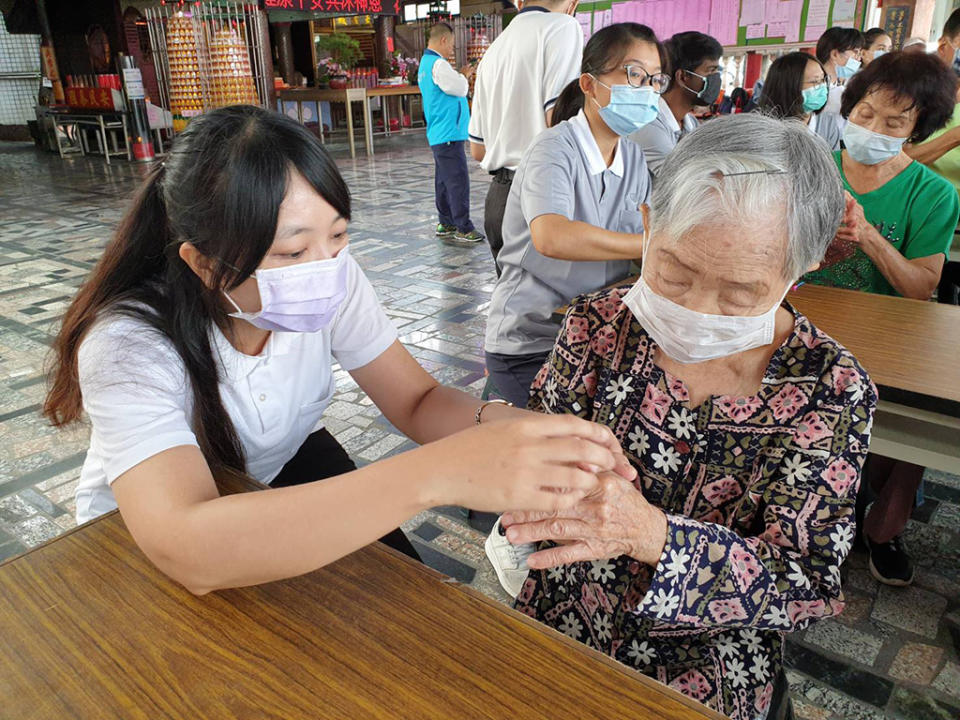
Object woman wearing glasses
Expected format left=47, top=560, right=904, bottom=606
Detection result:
left=757, top=52, right=845, bottom=151
left=484, top=23, right=666, bottom=408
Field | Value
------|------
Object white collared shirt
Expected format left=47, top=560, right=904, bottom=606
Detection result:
left=567, top=110, right=624, bottom=177
left=468, top=8, right=583, bottom=172
left=74, top=252, right=397, bottom=523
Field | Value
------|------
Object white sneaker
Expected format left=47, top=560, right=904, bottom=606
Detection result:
left=484, top=516, right=536, bottom=597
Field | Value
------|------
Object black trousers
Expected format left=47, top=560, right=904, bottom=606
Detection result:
left=431, top=140, right=474, bottom=233
left=938, top=260, right=960, bottom=304
left=271, top=428, right=421, bottom=561
left=483, top=168, right=514, bottom=277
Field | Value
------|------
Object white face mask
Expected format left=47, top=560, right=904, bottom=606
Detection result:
left=622, top=244, right=791, bottom=364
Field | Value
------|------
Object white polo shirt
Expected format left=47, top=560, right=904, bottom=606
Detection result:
left=468, top=7, right=583, bottom=172
left=74, top=252, right=397, bottom=524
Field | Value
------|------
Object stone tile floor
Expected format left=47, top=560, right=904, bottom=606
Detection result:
left=0, top=136, right=958, bottom=719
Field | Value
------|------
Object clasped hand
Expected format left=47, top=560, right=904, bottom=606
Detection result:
left=500, top=471, right=668, bottom=570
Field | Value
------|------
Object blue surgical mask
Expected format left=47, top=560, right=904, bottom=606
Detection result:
left=836, top=55, right=861, bottom=79
left=842, top=121, right=906, bottom=165
left=591, top=78, right=659, bottom=136
left=801, top=83, right=828, bottom=113
left=872, top=50, right=886, bottom=59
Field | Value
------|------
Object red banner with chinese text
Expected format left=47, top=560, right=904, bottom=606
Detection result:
left=65, top=87, right=122, bottom=111
left=264, top=0, right=400, bottom=15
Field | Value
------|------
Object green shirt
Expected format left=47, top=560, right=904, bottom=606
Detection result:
left=805, top=151, right=959, bottom=296
left=928, top=102, right=960, bottom=202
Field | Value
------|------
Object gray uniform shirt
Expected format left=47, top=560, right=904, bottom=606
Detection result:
left=484, top=111, right=650, bottom=356
left=628, top=96, right=699, bottom=175
left=808, top=111, right=845, bottom=151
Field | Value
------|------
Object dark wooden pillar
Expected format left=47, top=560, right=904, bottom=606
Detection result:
left=274, top=22, right=296, bottom=85
left=374, top=15, right=396, bottom=77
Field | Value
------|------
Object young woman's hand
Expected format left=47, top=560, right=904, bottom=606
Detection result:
left=423, top=415, right=636, bottom=514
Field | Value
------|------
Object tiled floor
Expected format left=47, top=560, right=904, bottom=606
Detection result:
left=1, top=136, right=958, bottom=719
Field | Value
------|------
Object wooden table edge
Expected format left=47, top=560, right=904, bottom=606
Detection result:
left=2, top=478, right=723, bottom=719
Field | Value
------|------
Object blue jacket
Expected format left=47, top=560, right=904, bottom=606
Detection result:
left=418, top=49, right=469, bottom=146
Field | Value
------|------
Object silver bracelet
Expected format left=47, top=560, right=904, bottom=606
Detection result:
left=475, top=398, right=513, bottom=425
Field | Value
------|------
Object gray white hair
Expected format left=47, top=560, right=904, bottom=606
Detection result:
left=649, top=113, right=844, bottom=280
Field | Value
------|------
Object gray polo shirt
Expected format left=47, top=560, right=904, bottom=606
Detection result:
left=808, top=111, right=845, bottom=151
left=628, top=96, right=699, bottom=175
left=484, top=111, right=650, bottom=356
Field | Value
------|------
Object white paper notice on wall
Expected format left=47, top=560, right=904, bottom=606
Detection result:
left=739, top=0, right=765, bottom=26
left=766, top=21, right=788, bottom=37
left=805, top=0, right=830, bottom=27
left=745, top=23, right=766, bottom=39
left=122, top=68, right=145, bottom=100
left=831, top=0, right=857, bottom=24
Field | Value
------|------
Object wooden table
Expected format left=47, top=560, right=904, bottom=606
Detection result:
left=791, top=284, right=960, bottom=473
left=555, top=280, right=960, bottom=473
left=367, top=85, right=424, bottom=138
left=0, top=472, right=721, bottom=720
left=277, top=87, right=372, bottom=159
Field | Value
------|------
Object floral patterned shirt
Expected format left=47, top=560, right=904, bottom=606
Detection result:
left=515, top=287, right=877, bottom=720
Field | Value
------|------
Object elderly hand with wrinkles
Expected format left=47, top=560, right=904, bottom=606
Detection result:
left=501, top=471, right=669, bottom=570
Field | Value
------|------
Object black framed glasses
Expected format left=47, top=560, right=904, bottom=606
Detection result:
left=624, top=64, right=671, bottom=93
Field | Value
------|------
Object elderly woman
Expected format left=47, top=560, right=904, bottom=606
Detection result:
left=497, top=114, right=877, bottom=720
left=803, top=51, right=959, bottom=588
left=806, top=51, right=959, bottom=299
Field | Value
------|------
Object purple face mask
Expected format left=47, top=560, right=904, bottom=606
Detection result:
left=223, top=248, right=350, bottom=333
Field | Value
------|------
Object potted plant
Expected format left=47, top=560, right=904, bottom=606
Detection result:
left=315, top=33, right=361, bottom=89
left=387, top=52, right=419, bottom=85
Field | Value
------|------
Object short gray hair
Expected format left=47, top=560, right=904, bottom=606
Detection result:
left=649, top=113, right=844, bottom=279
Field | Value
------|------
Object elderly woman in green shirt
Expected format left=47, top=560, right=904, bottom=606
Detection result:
left=805, top=51, right=959, bottom=590
left=806, top=51, right=959, bottom=300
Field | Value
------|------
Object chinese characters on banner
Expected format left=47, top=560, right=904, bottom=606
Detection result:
left=264, top=0, right=400, bottom=14
left=883, top=6, right=912, bottom=50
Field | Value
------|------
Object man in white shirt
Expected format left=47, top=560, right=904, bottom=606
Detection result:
left=629, top=31, right=722, bottom=175
left=418, top=22, right=485, bottom=246
left=467, top=0, right=582, bottom=275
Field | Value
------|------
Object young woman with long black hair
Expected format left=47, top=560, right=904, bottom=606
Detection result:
left=758, top=51, right=846, bottom=151
left=44, top=105, right=634, bottom=595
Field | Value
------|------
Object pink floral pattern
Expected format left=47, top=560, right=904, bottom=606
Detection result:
left=769, top=383, right=808, bottom=421
left=639, top=384, right=672, bottom=424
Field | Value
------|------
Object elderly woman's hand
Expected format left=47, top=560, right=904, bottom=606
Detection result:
left=823, top=192, right=863, bottom=266
left=501, top=472, right=668, bottom=569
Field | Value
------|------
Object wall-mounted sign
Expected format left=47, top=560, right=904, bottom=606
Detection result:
left=883, top=6, right=912, bottom=50
left=264, top=0, right=400, bottom=16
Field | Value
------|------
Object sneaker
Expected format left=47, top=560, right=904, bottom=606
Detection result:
left=443, top=228, right=485, bottom=247
left=866, top=533, right=915, bottom=586
left=435, top=223, right=456, bottom=238
left=484, top=516, right=536, bottom=597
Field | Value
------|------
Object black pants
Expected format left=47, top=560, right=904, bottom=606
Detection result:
left=484, top=168, right=514, bottom=277
left=938, top=260, right=960, bottom=304
left=271, top=428, right=421, bottom=561
left=431, top=140, right=474, bottom=233
left=768, top=670, right=796, bottom=720
left=484, top=349, right=549, bottom=409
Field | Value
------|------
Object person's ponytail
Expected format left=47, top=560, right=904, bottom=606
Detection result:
left=44, top=163, right=172, bottom=428
left=550, top=79, right=585, bottom=127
